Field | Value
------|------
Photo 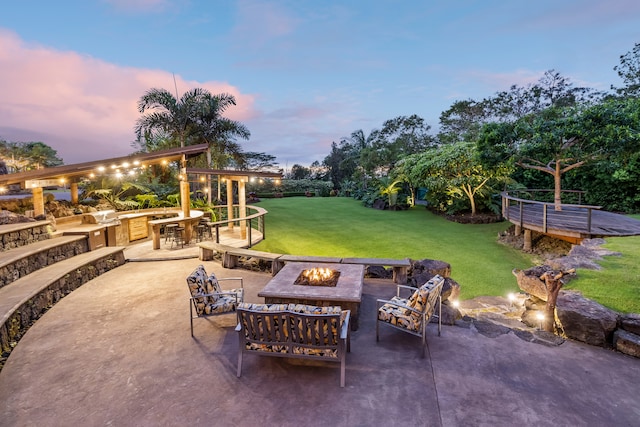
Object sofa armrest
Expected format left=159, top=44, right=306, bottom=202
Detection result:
left=395, top=284, right=417, bottom=298
left=376, top=298, right=422, bottom=316
left=218, top=277, right=244, bottom=289
left=340, top=310, right=351, bottom=339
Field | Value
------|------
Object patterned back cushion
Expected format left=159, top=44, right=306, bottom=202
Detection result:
left=207, top=272, right=222, bottom=295
left=186, top=265, right=209, bottom=298
left=407, top=276, right=443, bottom=322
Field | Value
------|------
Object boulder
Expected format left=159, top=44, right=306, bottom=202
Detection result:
left=437, top=301, right=462, bottom=325
left=365, top=265, right=392, bottom=279
left=441, top=278, right=460, bottom=302
left=620, top=313, right=640, bottom=335
left=409, top=271, right=433, bottom=288
left=613, top=329, right=640, bottom=358
left=556, top=291, right=619, bottom=347
left=411, top=259, right=451, bottom=278
left=513, top=265, right=552, bottom=301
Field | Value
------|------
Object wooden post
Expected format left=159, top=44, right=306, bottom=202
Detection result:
left=226, top=177, right=234, bottom=231
left=70, top=182, right=79, bottom=205
left=523, top=229, right=532, bottom=251
left=32, top=187, right=45, bottom=217
left=238, top=178, right=247, bottom=240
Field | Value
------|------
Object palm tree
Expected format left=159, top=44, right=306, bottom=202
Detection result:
left=135, top=87, right=211, bottom=149
left=194, top=93, right=250, bottom=166
left=135, top=87, right=252, bottom=201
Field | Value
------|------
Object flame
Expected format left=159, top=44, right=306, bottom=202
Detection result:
left=303, top=267, right=334, bottom=283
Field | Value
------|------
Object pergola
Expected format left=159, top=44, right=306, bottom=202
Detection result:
left=186, top=168, right=282, bottom=239
left=0, top=144, right=283, bottom=236
left=0, top=144, right=209, bottom=217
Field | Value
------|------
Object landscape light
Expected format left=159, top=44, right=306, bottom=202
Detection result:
left=536, top=312, right=545, bottom=330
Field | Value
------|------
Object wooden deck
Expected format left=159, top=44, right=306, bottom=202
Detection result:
left=502, top=191, right=640, bottom=241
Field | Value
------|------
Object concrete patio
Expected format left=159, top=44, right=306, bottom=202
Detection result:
left=1, top=252, right=639, bottom=426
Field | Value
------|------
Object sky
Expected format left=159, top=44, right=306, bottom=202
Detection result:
left=0, top=1, right=639, bottom=170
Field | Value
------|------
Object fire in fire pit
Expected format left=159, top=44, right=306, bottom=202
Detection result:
left=294, top=267, right=341, bottom=287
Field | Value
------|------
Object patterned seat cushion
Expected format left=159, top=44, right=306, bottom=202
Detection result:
left=378, top=296, right=421, bottom=332
left=202, top=294, right=240, bottom=315
left=378, top=277, right=442, bottom=332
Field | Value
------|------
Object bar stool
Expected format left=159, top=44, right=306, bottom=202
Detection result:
left=165, top=223, right=179, bottom=243
left=195, top=223, right=208, bottom=242
left=171, top=226, right=185, bottom=249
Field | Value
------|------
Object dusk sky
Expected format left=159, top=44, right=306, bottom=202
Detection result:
left=1, top=1, right=639, bottom=170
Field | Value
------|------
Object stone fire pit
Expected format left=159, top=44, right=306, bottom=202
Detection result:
left=294, top=267, right=340, bottom=287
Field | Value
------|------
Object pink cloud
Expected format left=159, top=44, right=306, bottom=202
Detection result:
left=0, top=30, right=257, bottom=164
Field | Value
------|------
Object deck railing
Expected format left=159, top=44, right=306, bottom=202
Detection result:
left=207, top=204, right=267, bottom=246
left=501, top=190, right=601, bottom=234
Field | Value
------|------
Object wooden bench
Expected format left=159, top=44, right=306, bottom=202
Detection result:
left=341, top=257, right=411, bottom=284
left=236, top=303, right=351, bottom=387
left=198, top=242, right=284, bottom=275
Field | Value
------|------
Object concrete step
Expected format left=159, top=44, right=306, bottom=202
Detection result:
left=0, top=246, right=126, bottom=330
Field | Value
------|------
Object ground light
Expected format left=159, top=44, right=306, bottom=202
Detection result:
left=536, top=312, right=545, bottom=330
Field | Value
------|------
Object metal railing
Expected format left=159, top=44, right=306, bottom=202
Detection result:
left=207, top=204, right=268, bottom=247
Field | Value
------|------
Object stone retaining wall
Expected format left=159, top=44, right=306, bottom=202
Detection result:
left=0, top=239, right=89, bottom=289
left=0, top=223, right=51, bottom=251
left=0, top=251, right=126, bottom=371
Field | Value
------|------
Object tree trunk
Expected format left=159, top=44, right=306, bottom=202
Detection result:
left=541, top=269, right=575, bottom=332
left=554, top=161, right=562, bottom=211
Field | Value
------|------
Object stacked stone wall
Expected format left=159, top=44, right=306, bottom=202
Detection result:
left=0, top=240, right=89, bottom=289
left=0, top=223, right=51, bottom=251
left=0, top=251, right=125, bottom=371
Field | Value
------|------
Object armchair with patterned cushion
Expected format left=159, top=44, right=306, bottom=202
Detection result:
left=376, top=275, right=444, bottom=357
left=186, top=264, right=244, bottom=336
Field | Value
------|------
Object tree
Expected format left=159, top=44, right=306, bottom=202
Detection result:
left=290, top=164, right=311, bottom=180
left=420, top=142, right=511, bottom=215
left=23, top=142, right=63, bottom=169
left=438, top=99, right=490, bottom=144
left=0, top=139, right=62, bottom=171
left=368, top=115, right=436, bottom=173
left=391, top=153, right=424, bottom=206
left=193, top=92, right=251, bottom=169
left=323, top=140, right=358, bottom=189
left=613, top=42, right=640, bottom=97
left=238, top=152, right=278, bottom=171
left=485, top=70, right=598, bottom=123
left=135, top=87, right=211, bottom=149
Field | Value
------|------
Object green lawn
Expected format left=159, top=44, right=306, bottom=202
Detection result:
left=252, top=197, right=640, bottom=313
left=253, top=197, right=533, bottom=300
